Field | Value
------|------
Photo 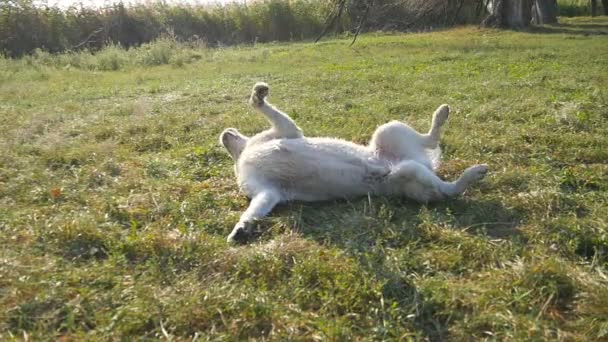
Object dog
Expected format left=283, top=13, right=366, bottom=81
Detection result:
left=220, top=82, right=488, bottom=243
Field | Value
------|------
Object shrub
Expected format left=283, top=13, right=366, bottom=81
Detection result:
left=137, top=38, right=175, bottom=66
left=0, top=0, right=331, bottom=57
left=95, top=44, right=127, bottom=71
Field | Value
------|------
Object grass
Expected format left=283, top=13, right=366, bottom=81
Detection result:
left=1, top=16, right=607, bottom=340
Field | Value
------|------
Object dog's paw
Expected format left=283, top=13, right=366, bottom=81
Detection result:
left=249, top=82, right=269, bottom=107
left=364, top=164, right=390, bottom=184
left=227, top=221, right=254, bottom=244
left=433, top=104, right=450, bottom=127
left=464, top=164, right=489, bottom=183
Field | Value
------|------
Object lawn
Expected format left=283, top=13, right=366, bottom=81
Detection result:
left=1, top=17, right=607, bottom=340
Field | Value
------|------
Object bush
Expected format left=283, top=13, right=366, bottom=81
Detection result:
left=558, top=0, right=591, bottom=16
left=96, top=44, right=127, bottom=71
left=0, top=0, right=330, bottom=57
left=4, top=0, right=594, bottom=58
left=557, top=0, right=606, bottom=16
left=137, top=38, right=175, bottom=66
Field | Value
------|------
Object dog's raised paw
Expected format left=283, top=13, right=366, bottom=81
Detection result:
left=464, top=164, right=489, bottom=183
left=434, top=104, right=450, bottom=126
left=250, top=82, right=269, bottom=107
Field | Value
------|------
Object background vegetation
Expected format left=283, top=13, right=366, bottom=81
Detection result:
left=2, top=0, right=604, bottom=57
left=0, top=0, right=334, bottom=56
left=558, top=0, right=606, bottom=16
left=1, top=16, right=607, bottom=339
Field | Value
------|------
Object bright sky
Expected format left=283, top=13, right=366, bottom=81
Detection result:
left=40, top=0, right=238, bottom=9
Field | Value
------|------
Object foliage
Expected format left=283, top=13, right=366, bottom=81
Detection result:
left=0, top=0, right=334, bottom=57
left=558, top=0, right=606, bottom=16
left=0, top=0, right=502, bottom=58
left=2, top=0, right=603, bottom=57
left=0, top=17, right=607, bottom=340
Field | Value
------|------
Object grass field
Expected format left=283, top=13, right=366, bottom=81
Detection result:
left=1, top=17, right=608, bottom=340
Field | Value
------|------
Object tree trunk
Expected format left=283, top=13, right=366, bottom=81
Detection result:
left=482, top=0, right=533, bottom=28
left=602, top=0, right=608, bottom=15
left=533, top=0, right=558, bottom=24
left=591, top=0, right=598, bottom=16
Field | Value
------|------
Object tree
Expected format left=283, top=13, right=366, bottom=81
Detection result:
left=603, top=0, right=608, bottom=15
left=590, top=0, right=597, bottom=16
left=481, top=0, right=533, bottom=28
left=532, top=0, right=558, bottom=24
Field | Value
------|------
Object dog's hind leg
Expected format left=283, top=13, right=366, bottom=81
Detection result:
left=227, top=189, right=281, bottom=244
left=370, top=120, right=433, bottom=169
left=248, top=82, right=303, bottom=142
left=370, top=104, right=450, bottom=169
left=386, top=160, right=488, bottom=202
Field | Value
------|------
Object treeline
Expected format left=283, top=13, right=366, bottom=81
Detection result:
left=0, top=0, right=337, bottom=57
left=1, top=0, right=494, bottom=57
left=0, top=0, right=601, bottom=57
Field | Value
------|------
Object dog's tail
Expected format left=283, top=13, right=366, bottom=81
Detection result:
left=427, top=146, right=442, bottom=171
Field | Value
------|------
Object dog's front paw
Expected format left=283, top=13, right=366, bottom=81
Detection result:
left=249, top=82, right=269, bottom=107
left=227, top=221, right=254, bottom=244
left=464, top=164, right=489, bottom=183
left=434, top=104, right=450, bottom=126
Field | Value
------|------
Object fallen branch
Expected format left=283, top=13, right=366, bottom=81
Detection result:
left=315, top=0, right=347, bottom=43
left=350, top=0, right=373, bottom=46
left=70, top=26, right=105, bottom=50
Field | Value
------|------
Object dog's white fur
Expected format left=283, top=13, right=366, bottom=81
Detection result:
left=220, top=82, right=488, bottom=243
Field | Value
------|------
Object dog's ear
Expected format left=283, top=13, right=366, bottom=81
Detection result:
left=219, top=128, right=247, bottom=160
left=219, top=129, right=234, bottom=148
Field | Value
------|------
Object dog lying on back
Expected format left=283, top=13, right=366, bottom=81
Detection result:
left=220, top=82, right=488, bottom=243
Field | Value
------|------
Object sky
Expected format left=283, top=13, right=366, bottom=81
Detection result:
left=39, top=0, right=237, bottom=9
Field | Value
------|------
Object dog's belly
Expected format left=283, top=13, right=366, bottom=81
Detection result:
left=237, top=138, right=389, bottom=201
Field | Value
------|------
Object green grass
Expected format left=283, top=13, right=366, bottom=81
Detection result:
left=1, top=16, right=608, bottom=340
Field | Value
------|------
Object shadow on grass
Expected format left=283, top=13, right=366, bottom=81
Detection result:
left=274, top=196, right=522, bottom=246
left=430, top=198, right=522, bottom=239
left=527, top=22, right=608, bottom=35
left=558, top=22, right=608, bottom=29
left=280, top=196, right=522, bottom=340
left=246, top=196, right=523, bottom=340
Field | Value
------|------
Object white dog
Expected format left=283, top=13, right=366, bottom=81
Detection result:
left=220, top=82, right=488, bottom=243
